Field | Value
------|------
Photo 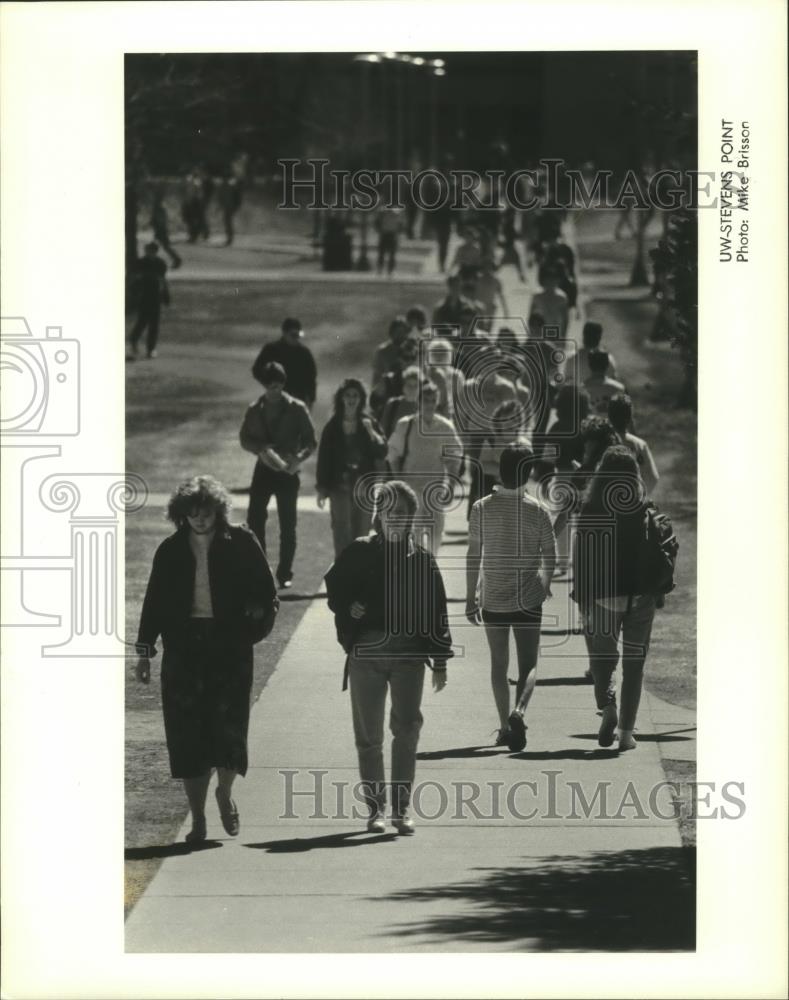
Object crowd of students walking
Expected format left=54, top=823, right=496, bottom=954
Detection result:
left=133, top=214, right=678, bottom=842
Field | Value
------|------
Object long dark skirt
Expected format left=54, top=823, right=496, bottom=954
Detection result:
left=160, top=619, right=253, bottom=779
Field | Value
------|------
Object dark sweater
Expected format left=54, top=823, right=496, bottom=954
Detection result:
left=252, top=339, right=317, bottom=406
left=324, top=533, right=454, bottom=665
left=316, top=414, right=387, bottom=494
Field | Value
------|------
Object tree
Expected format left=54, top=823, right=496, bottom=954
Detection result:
left=650, top=209, right=698, bottom=409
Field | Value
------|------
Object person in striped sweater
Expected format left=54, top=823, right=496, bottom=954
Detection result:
left=465, top=444, right=557, bottom=751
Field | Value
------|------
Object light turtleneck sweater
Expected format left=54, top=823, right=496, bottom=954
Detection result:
left=189, top=530, right=215, bottom=618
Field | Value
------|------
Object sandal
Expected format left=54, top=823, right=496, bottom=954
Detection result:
left=215, top=788, right=240, bottom=836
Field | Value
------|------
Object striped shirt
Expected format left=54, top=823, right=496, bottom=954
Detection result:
left=469, top=486, right=557, bottom=612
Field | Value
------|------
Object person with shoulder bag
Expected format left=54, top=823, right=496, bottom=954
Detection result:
left=572, top=446, right=678, bottom=751
left=134, top=475, right=278, bottom=843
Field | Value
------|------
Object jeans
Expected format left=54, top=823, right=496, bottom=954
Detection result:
left=585, top=596, right=657, bottom=730
left=329, top=486, right=372, bottom=556
left=348, top=648, right=426, bottom=815
left=247, top=462, right=300, bottom=583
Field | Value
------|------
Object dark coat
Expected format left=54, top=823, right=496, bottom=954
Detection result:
left=324, top=532, right=454, bottom=665
left=136, top=523, right=278, bottom=657
left=316, top=413, right=387, bottom=494
left=252, top=339, right=317, bottom=406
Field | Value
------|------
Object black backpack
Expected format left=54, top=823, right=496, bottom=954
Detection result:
left=633, top=504, right=679, bottom=597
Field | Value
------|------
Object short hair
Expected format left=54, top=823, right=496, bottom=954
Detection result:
left=389, top=316, right=409, bottom=339
left=333, top=377, right=368, bottom=416
left=587, top=349, right=610, bottom=375
left=259, top=361, right=287, bottom=385
left=554, top=383, right=590, bottom=424
left=144, top=241, right=159, bottom=253
left=426, top=338, right=453, bottom=365
left=499, top=444, right=535, bottom=489
left=497, top=326, right=518, bottom=346
left=281, top=317, right=302, bottom=335
left=372, top=479, right=418, bottom=534
left=406, top=305, right=427, bottom=327
left=401, top=365, right=422, bottom=385
left=166, top=475, right=230, bottom=529
left=582, top=321, right=603, bottom=348
left=607, top=392, right=633, bottom=432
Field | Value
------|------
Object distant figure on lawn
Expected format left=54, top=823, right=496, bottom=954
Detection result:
left=134, top=475, right=278, bottom=843
left=530, top=264, right=569, bottom=339
left=240, top=361, right=317, bottom=589
left=252, top=317, right=317, bottom=410
left=150, top=186, right=182, bottom=269
left=128, top=241, right=169, bottom=360
left=375, top=207, right=405, bottom=275
left=466, top=445, right=557, bottom=751
left=324, top=479, right=453, bottom=836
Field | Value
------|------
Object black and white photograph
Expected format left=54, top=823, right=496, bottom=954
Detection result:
left=1, top=2, right=786, bottom=997
left=123, top=49, right=700, bottom=954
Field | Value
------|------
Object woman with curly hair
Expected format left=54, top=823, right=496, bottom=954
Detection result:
left=134, top=475, right=278, bottom=843
left=316, top=379, right=388, bottom=556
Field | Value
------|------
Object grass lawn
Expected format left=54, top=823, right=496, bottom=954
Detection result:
left=124, top=278, right=444, bottom=914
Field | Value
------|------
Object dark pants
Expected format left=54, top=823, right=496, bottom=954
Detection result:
left=585, top=597, right=657, bottom=731
left=377, top=232, right=398, bottom=274
left=153, top=225, right=182, bottom=267
left=247, top=462, right=299, bottom=583
left=130, top=301, right=161, bottom=355
left=349, top=650, right=426, bottom=815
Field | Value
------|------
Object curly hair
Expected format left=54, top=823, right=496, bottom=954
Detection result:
left=166, top=475, right=231, bottom=529
left=332, top=377, right=369, bottom=417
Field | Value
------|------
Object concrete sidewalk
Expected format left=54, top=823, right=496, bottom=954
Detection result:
left=125, top=209, right=695, bottom=953
left=125, top=502, right=692, bottom=952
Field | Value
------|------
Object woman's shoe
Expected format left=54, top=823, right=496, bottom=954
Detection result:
left=598, top=704, right=618, bottom=747
left=494, top=728, right=513, bottom=747
left=507, top=711, right=528, bottom=752
left=215, top=788, right=240, bottom=836
left=185, top=816, right=207, bottom=844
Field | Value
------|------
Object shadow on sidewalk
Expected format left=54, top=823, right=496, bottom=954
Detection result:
left=418, top=745, right=502, bottom=760
left=375, top=846, right=696, bottom=951
left=536, top=676, right=595, bottom=686
left=245, top=831, right=397, bottom=852
left=570, top=728, right=696, bottom=743
left=125, top=841, right=223, bottom=860
left=510, top=748, right=620, bottom=761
